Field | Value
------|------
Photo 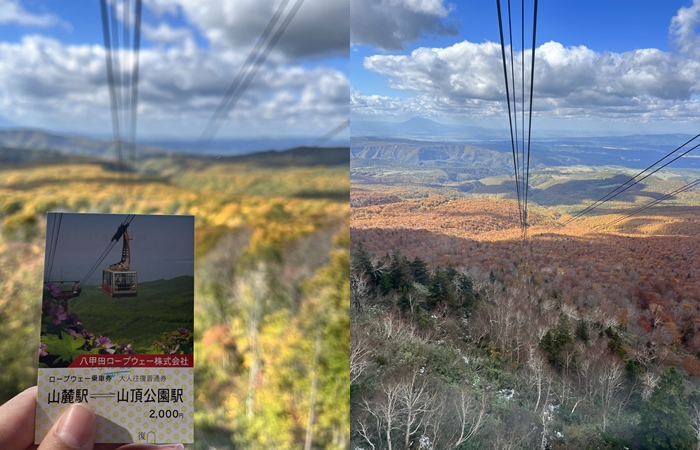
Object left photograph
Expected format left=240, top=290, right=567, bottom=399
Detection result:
left=0, top=0, right=349, bottom=448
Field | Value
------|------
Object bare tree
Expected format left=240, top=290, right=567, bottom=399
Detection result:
left=397, top=368, right=437, bottom=449
left=423, top=386, right=487, bottom=450
left=527, top=347, right=547, bottom=413
left=539, top=377, right=554, bottom=450
left=238, top=264, right=268, bottom=419
left=450, top=388, right=487, bottom=448
left=351, top=270, right=369, bottom=313
left=690, top=403, right=700, bottom=450
left=596, top=356, right=625, bottom=431
left=351, top=323, right=373, bottom=383
left=363, top=380, right=402, bottom=450
left=356, top=409, right=379, bottom=450
left=641, top=371, right=659, bottom=401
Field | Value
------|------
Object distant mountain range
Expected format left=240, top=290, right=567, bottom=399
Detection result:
left=352, top=134, right=700, bottom=170
left=351, top=118, right=700, bottom=168
left=0, top=128, right=349, bottom=167
left=0, top=128, right=348, bottom=160
left=0, top=129, right=170, bottom=159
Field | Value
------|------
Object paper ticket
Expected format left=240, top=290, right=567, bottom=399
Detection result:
left=36, top=213, right=194, bottom=444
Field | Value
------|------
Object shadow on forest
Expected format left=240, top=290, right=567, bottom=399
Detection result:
left=364, top=173, right=673, bottom=208
left=466, top=174, right=670, bottom=207
left=351, top=222, right=695, bottom=270
left=294, top=189, right=350, bottom=201
left=532, top=174, right=668, bottom=207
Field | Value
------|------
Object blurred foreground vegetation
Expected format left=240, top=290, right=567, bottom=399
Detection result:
left=0, top=148, right=349, bottom=448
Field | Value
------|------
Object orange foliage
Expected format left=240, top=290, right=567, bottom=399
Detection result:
left=202, top=324, right=234, bottom=363
left=682, top=355, right=700, bottom=378
left=637, top=316, right=653, bottom=333
left=618, top=309, right=629, bottom=331
left=350, top=191, right=401, bottom=208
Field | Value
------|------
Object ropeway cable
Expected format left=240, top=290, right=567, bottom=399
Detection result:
left=78, top=215, right=135, bottom=288
left=45, top=213, right=62, bottom=283
left=100, top=0, right=142, bottom=175
left=604, top=177, right=700, bottom=228
left=198, top=0, right=306, bottom=148
left=496, top=0, right=538, bottom=235
left=312, top=120, right=349, bottom=148
left=100, top=0, right=123, bottom=167
left=496, top=0, right=523, bottom=229
left=565, top=134, right=700, bottom=223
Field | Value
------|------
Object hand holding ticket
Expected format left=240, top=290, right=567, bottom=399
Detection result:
left=35, top=213, right=194, bottom=445
left=0, top=386, right=184, bottom=450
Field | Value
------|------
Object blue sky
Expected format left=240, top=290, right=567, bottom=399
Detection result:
left=0, top=0, right=349, bottom=141
left=351, top=0, right=700, bottom=135
left=45, top=213, right=194, bottom=284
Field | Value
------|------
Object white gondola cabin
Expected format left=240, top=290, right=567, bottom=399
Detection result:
left=101, top=222, right=138, bottom=298
left=102, top=268, right=138, bottom=297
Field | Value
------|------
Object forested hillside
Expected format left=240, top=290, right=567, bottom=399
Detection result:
left=350, top=242, right=700, bottom=449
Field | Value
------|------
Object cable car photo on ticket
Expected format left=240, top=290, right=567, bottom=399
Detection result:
left=40, top=212, right=194, bottom=369
left=101, top=220, right=138, bottom=297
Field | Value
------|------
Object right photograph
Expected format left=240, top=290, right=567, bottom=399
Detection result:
left=350, top=1, right=700, bottom=449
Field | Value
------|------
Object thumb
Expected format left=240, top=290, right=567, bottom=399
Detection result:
left=38, top=403, right=96, bottom=450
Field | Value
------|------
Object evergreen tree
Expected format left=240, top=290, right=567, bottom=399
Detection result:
left=353, top=241, right=374, bottom=275
left=352, top=241, right=378, bottom=291
left=554, top=314, right=573, bottom=347
left=427, top=267, right=455, bottom=310
left=387, top=250, right=412, bottom=292
left=540, top=315, right=574, bottom=369
left=575, top=319, right=590, bottom=343
left=456, top=273, right=475, bottom=314
left=607, top=332, right=626, bottom=358
left=638, top=367, right=695, bottom=450
left=409, top=256, right=430, bottom=286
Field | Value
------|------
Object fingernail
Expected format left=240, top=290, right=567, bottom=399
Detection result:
left=56, top=403, right=96, bottom=449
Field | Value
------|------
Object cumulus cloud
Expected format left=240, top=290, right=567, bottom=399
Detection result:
left=142, top=0, right=348, bottom=60
left=670, top=0, right=700, bottom=60
left=0, top=35, right=349, bottom=138
left=0, top=0, right=70, bottom=29
left=142, top=23, right=194, bottom=46
left=351, top=0, right=457, bottom=51
left=357, top=39, right=700, bottom=121
left=394, top=0, right=452, bottom=16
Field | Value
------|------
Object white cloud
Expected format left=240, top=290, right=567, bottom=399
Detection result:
left=142, top=23, right=193, bottom=46
left=670, top=0, right=700, bottom=60
left=357, top=39, right=700, bottom=122
left=0, top=0, right=70, bottom=29
left=351, top=0, right=457, bottom=51
left=142, top=0, right=348, bottom=60
left=392, top=0, right=452, bottom=17
left=0, top=35, right=349, bottom=138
